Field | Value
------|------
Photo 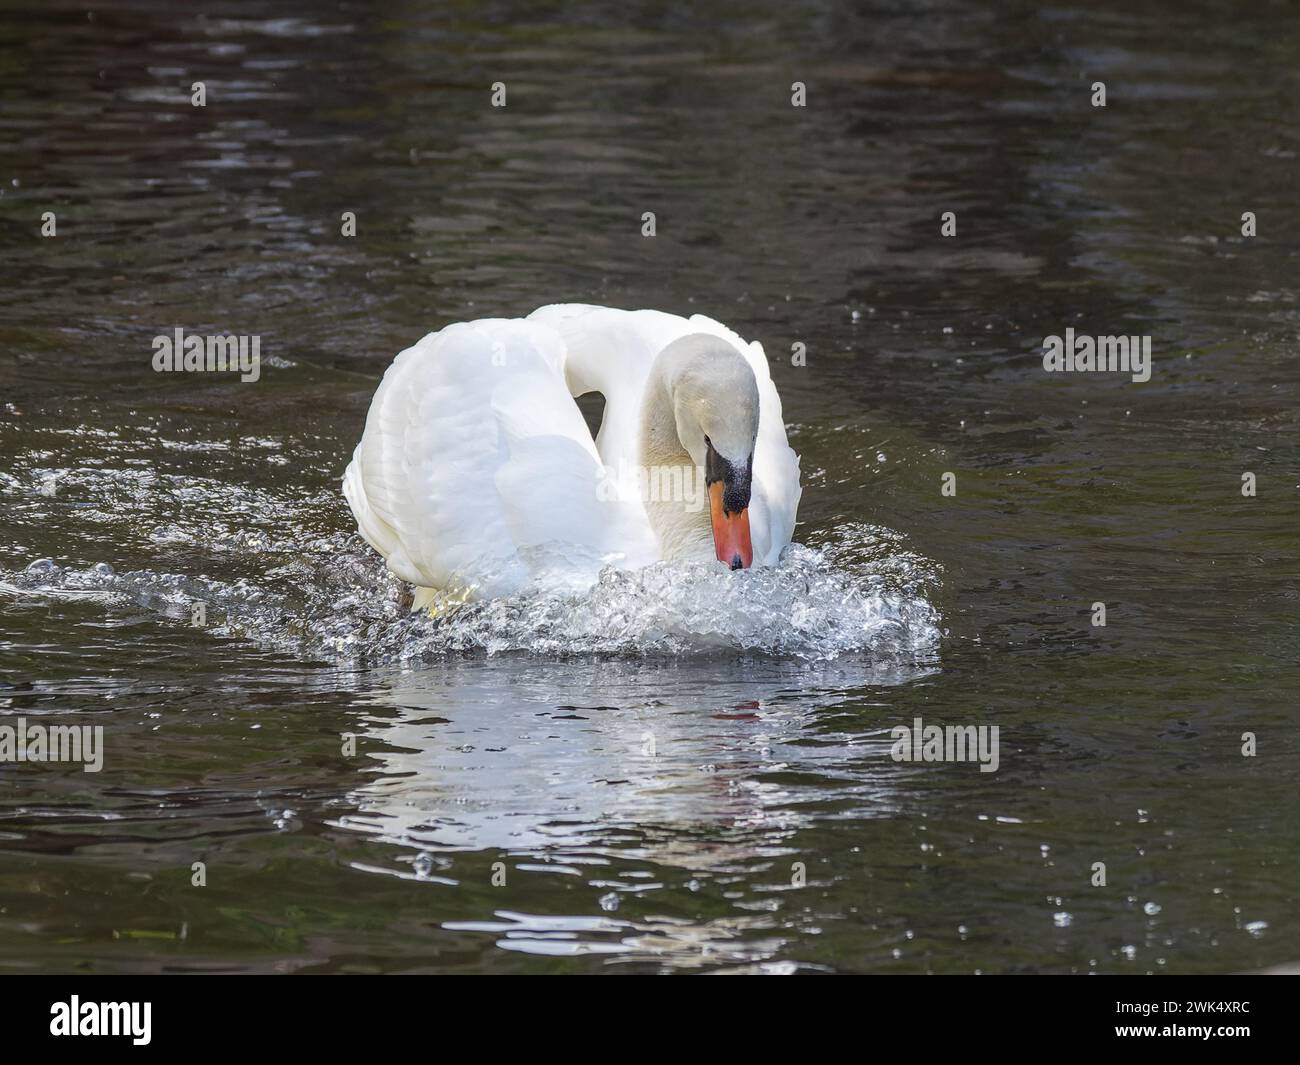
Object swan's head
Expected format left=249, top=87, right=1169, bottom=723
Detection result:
left=661, top=334, right=759, bottom=570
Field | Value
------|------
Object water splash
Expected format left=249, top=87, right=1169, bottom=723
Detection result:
left=0, top=421, right=942, bottom=662
left=3, top=527, right=941, bottom=663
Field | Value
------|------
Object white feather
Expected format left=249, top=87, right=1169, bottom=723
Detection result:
left=344, top=305, right=802, bottom=601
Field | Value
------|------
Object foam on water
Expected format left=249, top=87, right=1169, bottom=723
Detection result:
left=4, top=526, right=942, bottom=663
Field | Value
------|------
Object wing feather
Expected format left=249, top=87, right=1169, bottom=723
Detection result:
left=343, top=317, right=657, bottom=598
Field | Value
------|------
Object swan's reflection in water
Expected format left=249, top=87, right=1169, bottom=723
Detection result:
left=332, top=656, right=935, bottom=967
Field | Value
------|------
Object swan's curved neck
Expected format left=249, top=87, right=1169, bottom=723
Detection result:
left=639, top=368, right=689, bottom=467
left=637, top=355, right=712, bottom=560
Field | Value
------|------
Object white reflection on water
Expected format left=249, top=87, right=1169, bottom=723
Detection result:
left=332, top=658, right=935, bottom=964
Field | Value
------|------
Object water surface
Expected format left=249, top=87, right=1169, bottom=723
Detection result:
left=1, top=0, right=1297, bottom=973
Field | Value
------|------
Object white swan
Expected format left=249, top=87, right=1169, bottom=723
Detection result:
left=343, top=304, right=801, bottom=608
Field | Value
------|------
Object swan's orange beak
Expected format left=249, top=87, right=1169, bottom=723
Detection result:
left=709, top=480, right=752, bottom=570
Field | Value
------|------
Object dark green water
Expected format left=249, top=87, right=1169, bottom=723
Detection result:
left=1, top=0, right=1297, bottom=973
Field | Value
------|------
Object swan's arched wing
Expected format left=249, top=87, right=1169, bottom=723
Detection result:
left=343, top=318, right=657, bottom=598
